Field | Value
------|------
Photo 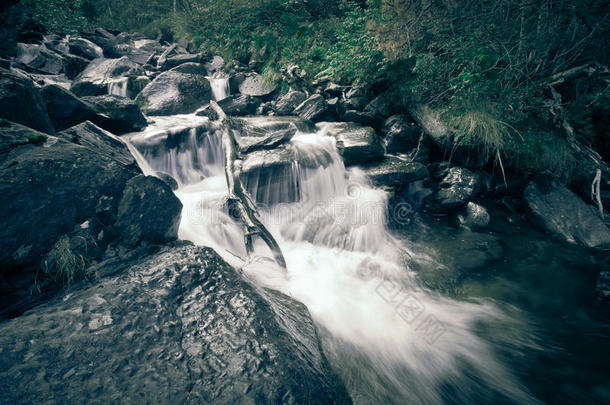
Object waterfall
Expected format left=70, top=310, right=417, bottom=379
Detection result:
left=108, top=78, right=128, bottom=98
left=207, top=76, right=230, bottom=101
left=126, top=116, right=537, bottom=404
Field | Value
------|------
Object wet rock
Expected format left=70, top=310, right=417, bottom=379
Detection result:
left=427, top=166, right=481, bottom=211
left=0, top=244, right=351, bottom=404
left=159, top=52, right=209, bottom=71
left=68, top=37, right=103, bottom=60
left=362, top=157, right=428, bottom=191
left=294, top=94, right=335, bottom=122
left=116, top=175, right=182, bottom=246
left=169, top=61, right=207, bottom=76
left=217, top=94, right=260, bottom=116
left=136, top=71, right=212, bottom=116
left=14, top=42, right=63, bottom=75
left=234, top=115, right=315, bottom=136
left=524, top=174, right=610, bottom=250
left=0, top=68, right=54, bottom=133
left=71, top=57, right=144, bottom=97
left=345, top=96, right=368, bottom=111
left=274, top=90, right=306, bottom=115
left=596, top=271, right=610, bottom=302
left=363, top=93, right=394, bottom=122
left=82, top=94, right=147, bottom=134
left=204, top=55, right=225, bottom=75
left=458, top=202, right=490, bottom=229
left=41, top=84, right=96, bottom=131
left=322, top=122, right=383, bottom=166
left=156, top=172, right=179, bottom=190
left=381, top=114, right=421, bottom=154
left=238, top=72, right=278, bottom=97
left=339, top=110, right=375, bottom=128
left=0, top=121, right=140, bottom=271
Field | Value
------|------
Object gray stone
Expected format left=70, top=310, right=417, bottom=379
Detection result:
left=217, top=94, right=260, bottom=116
left=41, top=84, right=96, bottom=131
left=68, top=37, right=103, bottom=60
left=322, top=122, right=383, bottom=166
left=428, top=166, right=481, bottom=211
left=136, top=71, right=212, bottom=116
left=71, top=57, right=144, bottom=97
left=458, top=202, right=490, bottom=229
left=381, top=114, right=421, bottom=154
left=274, top=90, right=306, bottom=115
left=0, top=245, right=351, bottom=404
left=294, top=94, right=335, bottom=122
left=0, top=68, right=54, bottom=133
left=362, top=156, right=428, bottom=190
left=524, top=174, right=610, bottom=250
left=0, top=122, right=140, bottom=270
left=82, top=94, right=147, bottom=134
left=238, top=72, right=278, bottom=97
left=116, top=175, right=182, bottom=246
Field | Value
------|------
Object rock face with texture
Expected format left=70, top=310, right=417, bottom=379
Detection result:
left=0, top=121, right=140, bottom=271
left=0, top=69, right=54, bottom=133
left=322, top=122, right=383, bottom=166
left=116, top=175, right=183, bottom=246
left=524, top=174, right=610, bottom=250
left=274, top=90, right=307, bottom=115
left=427, top=166, right=481, bottom=211
left=362, top=157, right=428, bottom=190
left=82, top=94, right=147, bottom=133
left=71, top=57, right=144, bottom=97
left=238, top=72, right=278, bottom=97
left=136, top=71, right=211, bottom=116
left=0, top=244, right=351, bottom=404
left=381, top=114, right=421, bottom=154
left=41, top=84, right=96, bottom=131
left=458, top=202, right=490, bottom=229
left=294, top=94, right=334, bottom=122
left=217, top=94, right=260, bottom=116
left=68, top=37, right=104, bottom=60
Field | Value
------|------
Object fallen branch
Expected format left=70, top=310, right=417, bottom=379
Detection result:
left=209, top=101, right=287, bottom=269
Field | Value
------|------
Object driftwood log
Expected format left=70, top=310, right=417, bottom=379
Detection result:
left=209, top=101, right=287, bottom=269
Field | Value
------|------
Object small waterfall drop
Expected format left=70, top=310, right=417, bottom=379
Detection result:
left=126, top=116, right=538, bottom=404
left=108, top=78, right=128, bottom=97
left=207, top=76, right=230, bottom=101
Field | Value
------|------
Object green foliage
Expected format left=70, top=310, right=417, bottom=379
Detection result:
left=27, top=135, right=47, bottom=145
left=23, top=0, right=89, bottom=34
left=48, top=235, right=89, bottom=284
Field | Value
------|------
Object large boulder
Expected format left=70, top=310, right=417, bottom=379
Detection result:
left=0, top=244, right=351, bottom=404
left=0, top=69, right=54, bottom=133
left=426, top=166, right=481, bottom=211
left=274, top=90, right=306, bottom=115
left=217, top=94, right=260, bottom=116
left=159, top=52, right=209, bottom=71
left=57, top=121, right=138, bottom=166
left=238, top=72, right=278, bottom=97
left=82, top=94, right=147, bottom=133
left=116, top=175, right=182, bottom=246
left=136, top=71, right=212, bottom=116
left=0, top=121, right=140, bottom=272
left=457, top=202, right=490, bottom=229
left=71, top=57, right=144, bottom=98
left=524, top=174, right=610, bottom=250
left=361, top=156, right=428, bottom=191
left=381, top=114, right=421, bottom=154
left=68, top=37, right=103, bottom=60
left=321, top=122, right=383, bottom=166
left=14, top=42, right=64, bottom=75
left=41, top=84, right=96, bottom=131
left=294, top=94, right=334, bottom=122
left=363, top=93, right=395, bottom=122
left=169, top=62, right=208, bottom=76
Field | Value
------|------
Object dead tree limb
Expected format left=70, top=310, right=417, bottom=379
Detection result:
left=209, top=101, right=287, bottom=269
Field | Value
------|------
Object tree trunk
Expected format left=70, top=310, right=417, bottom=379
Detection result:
left=209, top=101, right=287, bottom=269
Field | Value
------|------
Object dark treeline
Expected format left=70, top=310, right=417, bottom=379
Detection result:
left=4, top=0, right=610, bottom=176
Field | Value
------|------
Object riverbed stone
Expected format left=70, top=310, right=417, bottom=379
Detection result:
left=116, top=175, right=182, bottom=246
left=294, top=94, right=334, bottom=122
left=361, top=156, right=428, bottom=191
left=381, top=114, right=421, bottom=154
left=322, top=122, right=383, bottom=166
left=136, top=71, right=212, bottom=115
left=524, top=174, right=610, bottom=250
left=71, top=56, right=144, bottom=97
left=458, top=202, right=490, bottom=229
left=82, top=94, right=147, bottom=134
left=238, top=72, right=278, bottom=97
left=41, top=84, right=96, bottom=131
left=274, top=90, right=306, bottom=115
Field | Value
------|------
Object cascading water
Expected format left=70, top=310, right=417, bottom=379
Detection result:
left=125, top=115, right=538, bottom=404
left=207, top=76, right=230, bottom=101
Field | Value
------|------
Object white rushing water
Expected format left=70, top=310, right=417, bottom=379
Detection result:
left=125, top=115, right=537, bottom=404
left=206, top=76, right=230, bottom=101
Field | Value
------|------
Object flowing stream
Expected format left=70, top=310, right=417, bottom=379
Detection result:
left=124, top=109, right=547, bottom=404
